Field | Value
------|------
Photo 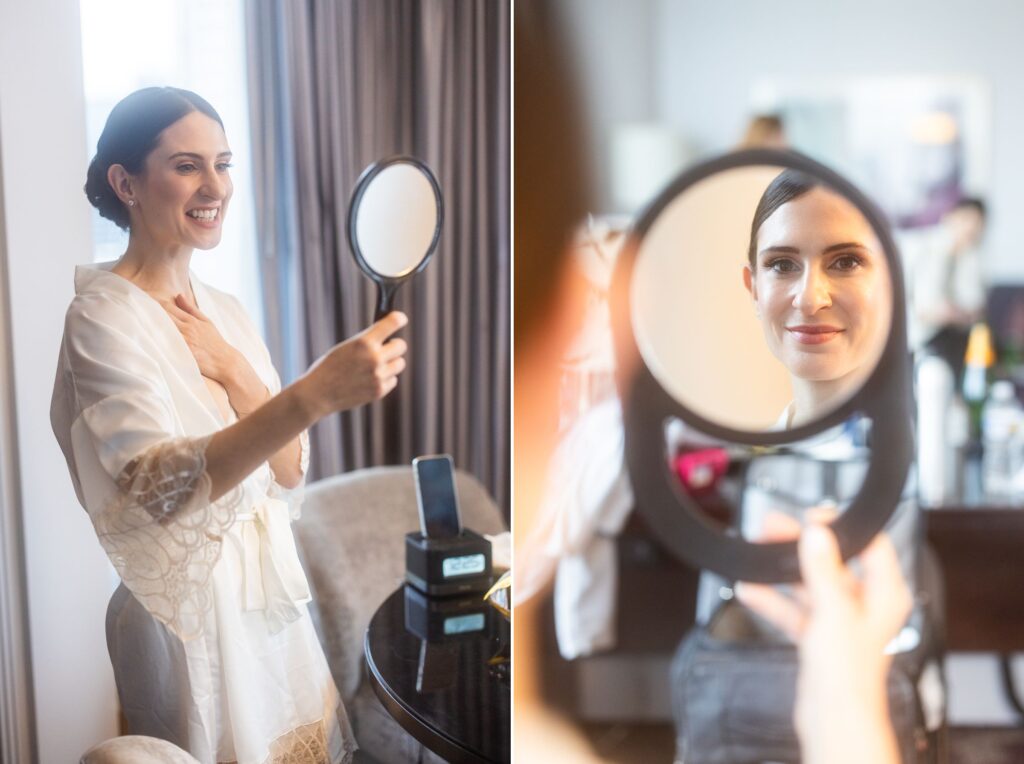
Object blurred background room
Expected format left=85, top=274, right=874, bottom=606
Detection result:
left=0, top=1, right=508, bottom=761
left=517, top=1, right=1024, bottom=762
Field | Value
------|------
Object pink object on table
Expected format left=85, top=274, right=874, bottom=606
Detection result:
left=673, top=448, right=730, bottom=495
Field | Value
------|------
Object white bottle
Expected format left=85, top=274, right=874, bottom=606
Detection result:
left=916, top=355, right=954, bottom=506
left=982, top=381, right=1023, bottom=499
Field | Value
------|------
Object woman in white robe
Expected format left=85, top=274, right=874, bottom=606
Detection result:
left=50, top=87, right=407, bottom=764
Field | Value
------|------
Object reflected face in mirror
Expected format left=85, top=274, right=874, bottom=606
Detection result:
left=630, top=163, right=894, bottom=432
left=742, top=175, right=890, bottom=424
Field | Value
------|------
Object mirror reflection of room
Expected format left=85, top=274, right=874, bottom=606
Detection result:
left=613, top=156, right=909, bottom=572
left=0, top=1, right=509, bottom=762
left=515, top=1, right=1024, bottom=763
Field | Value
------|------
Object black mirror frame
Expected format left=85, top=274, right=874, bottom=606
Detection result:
left=347, top=155, right=445, bottom=320
left=610, top=148, right=914, bottom=582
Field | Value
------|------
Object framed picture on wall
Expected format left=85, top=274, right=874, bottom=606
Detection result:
left=751, top=75, right=992, bottom=229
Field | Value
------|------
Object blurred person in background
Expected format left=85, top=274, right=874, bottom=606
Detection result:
left=904, top=197, right=987, bottom=378
left=739, top=113, right=789, bottom=150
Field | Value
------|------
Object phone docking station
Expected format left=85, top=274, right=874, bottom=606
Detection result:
left=403, top=585, right=491, bottom=642
left=405, top=529, right=493, bottom=597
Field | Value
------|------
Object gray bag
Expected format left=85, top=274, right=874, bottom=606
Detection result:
left=670, top=600, right=926, bottom=764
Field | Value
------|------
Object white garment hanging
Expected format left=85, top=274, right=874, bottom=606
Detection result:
left=50, top=261, right=354, bottom=764
left=516, top=398, right=633, bottom=659
left=900, top=225, right=985, bottom=350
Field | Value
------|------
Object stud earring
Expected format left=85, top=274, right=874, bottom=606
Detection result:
left=127, top=200, right=135, bottom=207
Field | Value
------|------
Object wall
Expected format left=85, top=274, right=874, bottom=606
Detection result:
left=653, top=0, right=1024, bottom=281
left=560, top=0, right=659, bottom=214
left=564, top=0, right=1024, bottom=281
left=0, top=0, right=120, bottom=761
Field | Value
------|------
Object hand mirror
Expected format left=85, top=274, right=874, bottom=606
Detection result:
left=347, top=156, right=444, bottom=320
left=610, top=149, right=913, bottom=583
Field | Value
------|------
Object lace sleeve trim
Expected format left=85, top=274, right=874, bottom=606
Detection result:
left=92, top=434, right=244, bottom=640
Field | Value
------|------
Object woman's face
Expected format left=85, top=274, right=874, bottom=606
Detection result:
left=132, top=110, right=233, bottom=250
left=743, top=187, right=890, bottom=385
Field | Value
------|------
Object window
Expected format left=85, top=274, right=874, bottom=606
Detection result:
left=79, top=0, right=264, bottom=333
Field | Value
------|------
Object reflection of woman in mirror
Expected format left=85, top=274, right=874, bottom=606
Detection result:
left=732, top=168, right=916, bottom=582
left=720, top=170, right=937, bottom=761
left=51, top=87, right=409, bottom=762
left=742, top=170, right=891, bottom=428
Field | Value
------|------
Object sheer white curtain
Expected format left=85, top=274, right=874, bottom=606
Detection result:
left=79, top=0, right=264, bottom=333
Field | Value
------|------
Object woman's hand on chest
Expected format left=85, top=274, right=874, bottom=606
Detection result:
left=163, top=294, right=270, bottom=417
left=163, top=294, right=239, bottom=381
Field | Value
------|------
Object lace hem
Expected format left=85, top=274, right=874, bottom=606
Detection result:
left=268, top=429, right=310, bottom=520
left=214, top=716, right=355, bottom=764
left=92, top=434, right=244, bottom=640
left=263, top=718, right=332, bottom=764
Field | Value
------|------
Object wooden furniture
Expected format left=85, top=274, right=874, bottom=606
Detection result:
left=925, top=506, right=1024, bottom=652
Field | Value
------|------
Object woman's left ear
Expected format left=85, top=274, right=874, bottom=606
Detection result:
left=742, top=265, right=759, bottom=311
left=107, top=164, right=139, bottom=208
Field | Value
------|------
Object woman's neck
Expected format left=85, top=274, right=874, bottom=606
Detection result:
left=789, top=373, right=861, bottom=427
left=113, top=231, right=195, bottom=302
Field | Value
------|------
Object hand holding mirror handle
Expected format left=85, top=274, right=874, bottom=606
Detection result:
left=347, top=155, right=444, bottom=322
left=373, top=281, right=401, bottom=323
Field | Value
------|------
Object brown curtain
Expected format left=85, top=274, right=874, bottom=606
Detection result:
left=246, top=0, right=510, bottom=515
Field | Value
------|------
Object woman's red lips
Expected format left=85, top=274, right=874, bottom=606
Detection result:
left=786, top=325, right=843, bottom=345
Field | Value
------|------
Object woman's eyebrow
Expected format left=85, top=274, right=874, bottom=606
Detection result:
left=758, top=245, right=800, bottom=256
left=759, top=242, right=873, bottom=258
left=822, top=241, right=870, bottom=254
left=168, top=151, right=233, bottom=160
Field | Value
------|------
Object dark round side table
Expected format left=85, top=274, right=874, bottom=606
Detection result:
left=364, top=584, right=510, bottom=763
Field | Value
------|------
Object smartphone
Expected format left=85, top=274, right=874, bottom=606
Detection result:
left=412, top=454, right=462, bottom=538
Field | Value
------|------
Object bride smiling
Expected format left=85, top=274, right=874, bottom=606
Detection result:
left=742, top=169, right=892, bottom=428
left=51, top=86, right=408, bottom=764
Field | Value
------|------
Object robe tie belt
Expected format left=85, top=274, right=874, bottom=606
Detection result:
left=234, top=497, right=311, bottom=633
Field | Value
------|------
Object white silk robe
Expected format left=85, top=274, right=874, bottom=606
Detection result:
left=50, top=261, right=355, bottom=764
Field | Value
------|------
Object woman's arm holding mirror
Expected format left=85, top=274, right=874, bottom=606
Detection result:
left=200, top=311, right=408, bottom=502
left=220, top=362, right=304, bottom=489
left=163, top=294, right=304, bottom=487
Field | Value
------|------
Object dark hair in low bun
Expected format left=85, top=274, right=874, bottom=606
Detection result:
left=747, top=169, right=822, bottom=267
left=84, top=87, right=224, bottom=231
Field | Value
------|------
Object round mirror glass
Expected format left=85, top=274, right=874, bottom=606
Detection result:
left=631, top=163, right=893, bottom=433
left=348, top=156, right=443, bottom=318
left=614, top=151, right=912, bottom=581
